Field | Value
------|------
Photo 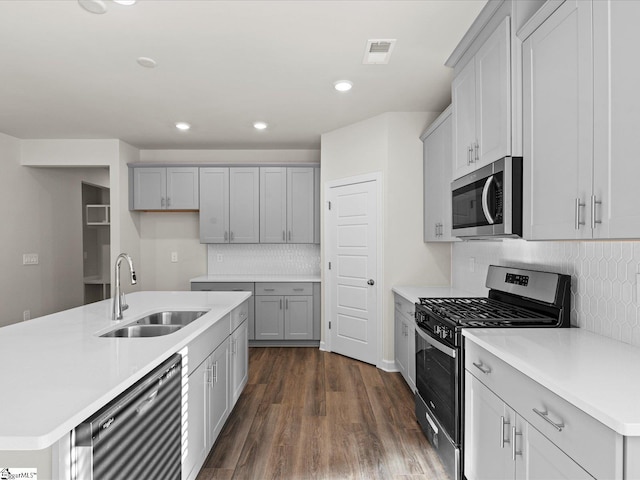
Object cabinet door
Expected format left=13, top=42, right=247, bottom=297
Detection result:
left=464, top=372, right=514, bottom=480
left=260, top=167, right=287, bottom=243
left=229, top=167, right=259, bottom=243
left=452, top=59, right=477, bottom=179
left=183, top=359, right=207, bottom=480
left=287, top=167, right=315, bottom=243
left=207, top=340, right=229, bottom=445
left=406, top=319, right=416, bottom=392
left=593, top=0, right=640, bottom=239
left=394, top=306, right=407, bottom=377
left=255, top=296, right=284, bottom=340
left=230, top=320, right=248, bottom=406
left=515, top=418, right=592, bottom=480
left=476, top=17, right=511, bottom=167
left=423, top=110, right=454, bottom=242
left=284, top=295, right=313, bottom=340
left=200, top=167, right=229, bottom=243
left=166, top=167, right=199, bottom=210
left=314, top=167, right=321, bottom=244
left=522, top=0, right=593, bottom=240
left=133, top=167, right=166, bottom=210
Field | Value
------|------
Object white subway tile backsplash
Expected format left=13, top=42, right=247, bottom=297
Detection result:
left=207, top=244, right=320, bottom=276
left=452, top=239, right=640, bottom=347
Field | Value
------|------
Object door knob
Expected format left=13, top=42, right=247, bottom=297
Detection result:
left=367, top=279, right=375, bottom=286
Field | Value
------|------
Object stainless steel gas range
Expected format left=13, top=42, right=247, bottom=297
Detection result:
left=414, top=265, right=571, bottom=480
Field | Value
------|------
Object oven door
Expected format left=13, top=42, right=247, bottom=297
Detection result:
left=415, top=325, right=459, bottom=442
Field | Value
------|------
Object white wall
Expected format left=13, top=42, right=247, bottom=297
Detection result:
left=140, top=149, right=320, bottom=164
left=321, top=112, right=451, bottom=365
left=0, top=133, right=109, bottom=326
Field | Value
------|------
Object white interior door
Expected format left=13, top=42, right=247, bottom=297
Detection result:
left=327, top=178, right=378, bottom=365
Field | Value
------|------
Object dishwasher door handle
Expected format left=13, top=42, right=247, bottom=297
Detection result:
left=136, top=388, right=159, bottom=415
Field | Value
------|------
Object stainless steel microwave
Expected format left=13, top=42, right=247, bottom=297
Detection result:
left=451, top=157, right=522, bottom=238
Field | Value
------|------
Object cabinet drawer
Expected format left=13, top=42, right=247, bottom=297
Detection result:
left=465, top=339, right=622, bottom=480
left=255, top=282, right=312, bottom=296
left=231, top=300, right=249, bottom=332
left=191, top=282, right=254, bottom=293
left=393, top=293, right=416, bottom=319
left=188, top=313, right=230, bottom=372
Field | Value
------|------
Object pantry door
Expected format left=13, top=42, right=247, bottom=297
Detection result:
left=325, top=174, right=380, bottom=366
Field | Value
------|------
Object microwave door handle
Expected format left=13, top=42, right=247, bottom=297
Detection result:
left=481, top=175, right=495, bottom=225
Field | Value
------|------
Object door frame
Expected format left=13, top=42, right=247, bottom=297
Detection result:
left=323, top=172, right=384, bottom=369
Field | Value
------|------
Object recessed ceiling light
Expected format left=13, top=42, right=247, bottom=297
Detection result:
left=334, top=80, right=353, bottom=92
left=253, top=122, right=268, bottom=130
left=113, top=0, right=136, bottom=4
left=78, top=0, right=107, bottom=14
left=137, top=57, right=157, bottom=68
left=175, top=122, right=191, bottom=131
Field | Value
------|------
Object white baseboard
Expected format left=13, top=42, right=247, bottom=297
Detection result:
left=378, top=358, right=398, bottom=372
left=319, top=341, right=328, bottom=352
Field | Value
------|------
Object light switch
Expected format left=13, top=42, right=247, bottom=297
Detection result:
left=23, top=253, right=39, bottom=265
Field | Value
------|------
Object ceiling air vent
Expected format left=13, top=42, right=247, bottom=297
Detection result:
left=363, top=39, right=396, bottom=65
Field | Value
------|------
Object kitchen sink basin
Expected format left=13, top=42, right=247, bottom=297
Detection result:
left=133, top=310, right=209, bottom=326
left=100, top=310, right=209, bottom=338
left=101, top=324, right=183, bottom=338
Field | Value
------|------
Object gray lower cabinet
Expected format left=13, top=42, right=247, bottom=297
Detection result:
left=255, top=282, right=315, bottom=341
left=191, top=282, right=255, bottom=340
left=394, top=293, right=416, bottom=392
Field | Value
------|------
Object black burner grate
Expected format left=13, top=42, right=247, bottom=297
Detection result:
left=418, top=297, right=553, bottom=324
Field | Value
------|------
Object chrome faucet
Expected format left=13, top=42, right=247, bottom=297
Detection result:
left=112, top=253, right=137, bottom=320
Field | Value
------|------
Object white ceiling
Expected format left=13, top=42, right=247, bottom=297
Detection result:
left=0, top=0, right=484, bottom=150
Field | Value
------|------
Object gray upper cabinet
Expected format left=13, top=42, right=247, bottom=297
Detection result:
left=259, top=167, right=287, bottom=243
left=314, top=167, right=320, bottom=244
left=200, top=168, right=229, bottom=243
left=132, top=167, right=199, bottom=210
left=200, top=167, right=259, bottom=243
left=259, top=166, right=315, bottom=244
left=229, top=167, right=260, bottom=243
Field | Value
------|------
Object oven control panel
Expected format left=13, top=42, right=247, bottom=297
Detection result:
left=505, top=273, right=529, bottom=286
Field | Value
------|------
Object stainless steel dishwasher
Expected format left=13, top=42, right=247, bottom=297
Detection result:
left=72, top=353, right=182, bottom=480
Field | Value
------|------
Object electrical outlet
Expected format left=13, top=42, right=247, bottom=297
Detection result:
left=23, top=253, right=39, bottom=265
left=469, top=257, right=476, bottom=273
left=171, top=251, right=178, bottom=263
left=23, top=310, right=30, bottom=321
left=217, top=254, right=223, bottom=262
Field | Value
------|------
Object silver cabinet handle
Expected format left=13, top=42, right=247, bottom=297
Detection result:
left=512, top=426, right=522, bottom=460
left=206, top=364, right=213, bottom=386
left=533, top=408, right=564, bottom=432
left=166, top=196, right=171, bottom=207
left=473, top=361, right=491, bottom=375
left=481, top=176, right=495, bottom=224
left=467, top=146, right=473, bottom=165
left=474, top=141, right=479, bottom=163
left=500, top=416, right=510, bottom=448
left=285, top=298, right=289, bottom=309
left=293, top=288, right=304, bottom=291
left=591, top=195, right=602, bottom=229
left=230, top=231, right=234, bottom=241
left=213, top=361, right=218, bottom=383
left=434, top=223, right=438, bottom=237
left=279, top=298, right=282, bottom=310
left=288, top=230, right=292, bottom=241
left=161, top=197, right=166, bottom=208
left=264, top=288, right=275, bottom=292
left=395, top=301, right=401, bottom=308
left=282, top=231, right=285, bottom=241
left=575, top=198, right=585, bottom=230
left=224, top=231, right=228, bottom=241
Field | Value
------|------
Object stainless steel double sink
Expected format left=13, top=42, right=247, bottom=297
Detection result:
left=101, top=310, right=209, bottom=338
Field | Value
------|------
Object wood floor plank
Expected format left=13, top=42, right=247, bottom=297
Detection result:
left=196, top=348, right=448, bottom=480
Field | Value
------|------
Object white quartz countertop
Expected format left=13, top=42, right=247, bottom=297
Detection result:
left=463, top=328, right=640, bottom=436
left=0, top=290, right=250, bottom=450
left=190, top=274, right=321, bottom=283
left=391, top=285, right=473, bottom=305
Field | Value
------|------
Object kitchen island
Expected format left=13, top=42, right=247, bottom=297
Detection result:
left=0, top=290, right=250, bottom=478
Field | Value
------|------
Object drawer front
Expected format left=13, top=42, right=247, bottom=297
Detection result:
left=188, top=313, right=230, bottom=372
left=465, top=339, right=622, bottom=480
left=231, top=300, right=249, bottom=332
left=255, top=282, right=312, bottom=296
left=191, top=282, right=254, bottom=293
left=393, top=293, right=416, bottom=319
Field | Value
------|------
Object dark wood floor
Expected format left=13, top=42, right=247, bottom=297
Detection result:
left=196, top=347, right=447, bottom=480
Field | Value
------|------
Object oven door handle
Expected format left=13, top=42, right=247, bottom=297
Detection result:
left=416, top=326, right=456, bottom=358
left=481, top=175, right=495, bottom=225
